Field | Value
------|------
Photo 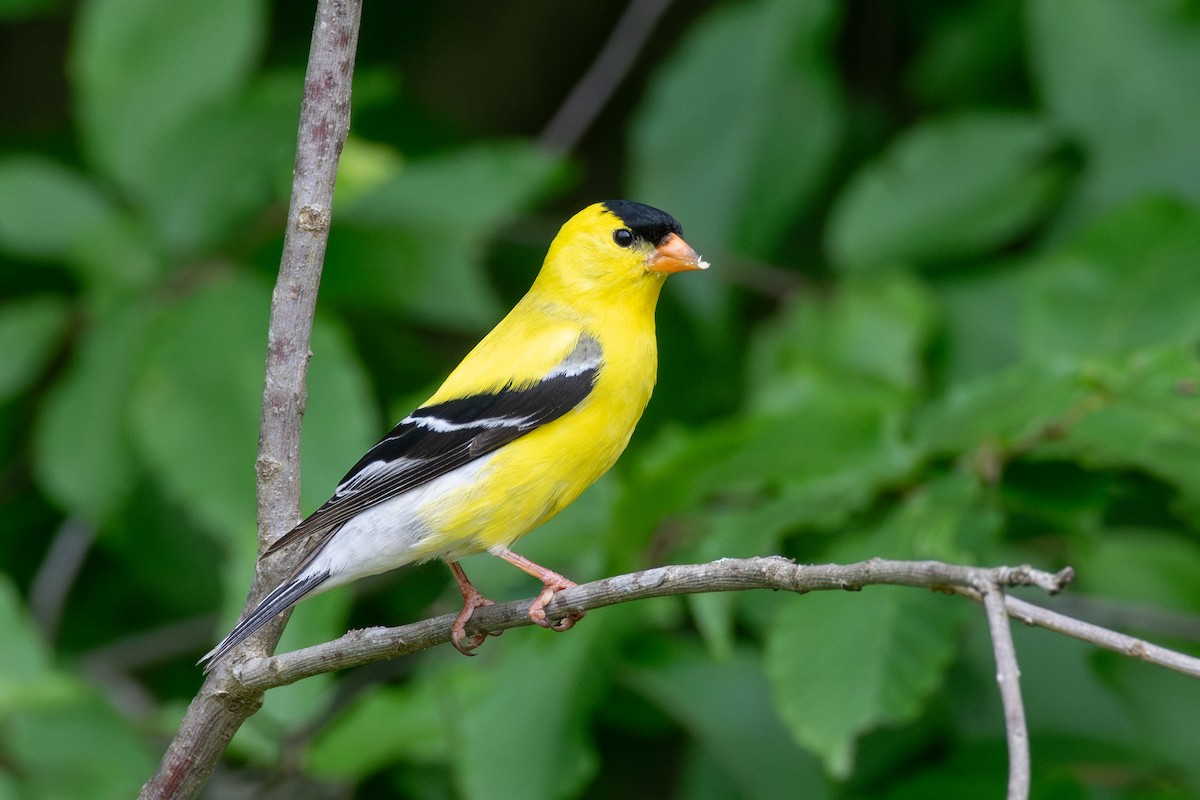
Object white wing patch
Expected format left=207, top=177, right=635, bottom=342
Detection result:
left=404, top=413, right=534, bottom=433
left=263, top=332, right=602, bottom=558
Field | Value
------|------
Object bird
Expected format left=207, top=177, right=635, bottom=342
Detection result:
left=200, top=199, right=708, bottom=669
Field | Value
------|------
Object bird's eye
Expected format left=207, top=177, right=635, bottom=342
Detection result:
left=613, top=228, right=635, bottom=248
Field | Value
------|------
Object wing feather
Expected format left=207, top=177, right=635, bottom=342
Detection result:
left=265, top=333, right=601, bottom=556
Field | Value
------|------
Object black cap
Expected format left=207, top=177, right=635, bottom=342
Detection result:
left=602, top=200, right=683, bottom=246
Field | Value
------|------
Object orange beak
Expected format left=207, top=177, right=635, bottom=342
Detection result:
left=646, top=232, right=710, bottom=274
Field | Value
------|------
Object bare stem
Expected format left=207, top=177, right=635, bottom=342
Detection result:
left=138, top=3, right=361, bottom=798
left=29, top=517, right=94, bottom=641
left=999, top=593, right=1200, bottom=679
left=539, top=0, right=675, bottom=153
left=980, top=582, right=1030, bottom=800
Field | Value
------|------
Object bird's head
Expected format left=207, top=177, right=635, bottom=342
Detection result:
left=535, top=200, right=708, bottom=304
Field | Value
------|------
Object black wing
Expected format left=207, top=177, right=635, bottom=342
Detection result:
left=264, top=333, right=601, bottom=556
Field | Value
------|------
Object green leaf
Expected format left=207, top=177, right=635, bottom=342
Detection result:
left=922, top=345, right=1200, bottom=505
left=129, top=275, right=377, bottom=542
left=1073, top=528, right=1200, bottom=615
left=998, top=461, right=1109, bottom=533
left=629, top=0, right=842, bottom=260
left=930, top=264, right=1027, bottom=383
left=879, top=743, right=1019, bottom=800
left=33, top=302, right=151, bottom=524
left=0, top=583, right=119, bottom=800
left=725, top=392, right=913, bottom=495
left=71, top=0, right=265, bottom=194
left=333, top=134, right=406, bottom=206
left=1034, top=346, right=1200, bottom=504
left=137, top=72, right=298, bottom=256
left=0, top=157, right=159, bottom=292
left=748, top=271, right=937, bottom=409
left=128, top=283, right=255, bottom=537
left=326, top=142, right=566, bottom=328
left=0, top=156, right=116, bottom=260
left=7, top=695, right=156, bottom=800
left=672, top=747, right=744, bottom=800
left=1027, top=0, right=1200, bottom=227
left=763, top=476, right=980, bottom=776
left=905, top=0, right=1026, bottom=108
left=0, top=0, right=59, bottom=21
left=0, top=296, right=71, bottom=401
left=681, top=484, right=869, bottom=660
left=0, top=576, right=76, bottom=713
left=766, top=587, right=963, bottom=777
left=454, top=620, right=609, bottom=800
left=826, top=112, right=1066, bottom=271
left=1096, top=653, right=1200, bottom=789
left=617, top=383, right=914, bottom=565
left=626, top=645, right=830, bottom=800
left=860, top=471, right=999, bottom=563
left=913, top=363, right=1089, bottom=457
left=1021, top=198, right=1200, bottom=364
left=308, top=681, right=449, bottom=779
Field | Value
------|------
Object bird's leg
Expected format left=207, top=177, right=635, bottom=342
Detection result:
left=447, top=561, right=498, bottom=655
left=491, top=546, right=585, bottom=632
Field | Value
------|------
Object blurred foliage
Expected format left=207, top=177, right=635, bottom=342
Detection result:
left=1, top=0, right=1199, bottom=798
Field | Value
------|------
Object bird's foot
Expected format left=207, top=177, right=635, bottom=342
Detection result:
left=450, top=591, right=496, bottom=655
left=448, top=561, right=500, bottom=656
left=491, top=546, right=585, bottom=633
left=529, top=575, right=585, bottom=632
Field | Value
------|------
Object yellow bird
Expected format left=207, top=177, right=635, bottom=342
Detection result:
left=202, top=200, right=707, bottom=667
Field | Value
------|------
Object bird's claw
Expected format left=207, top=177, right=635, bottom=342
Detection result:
left=450, top=587, right=497, bottom=656
left=528, top=578, right=585, bottom=633
left=545, top=614, right=579, bottom=632
left=451, top=626, right=493, bottom=656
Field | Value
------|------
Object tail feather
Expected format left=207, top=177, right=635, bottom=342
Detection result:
left=200, top=570, right=330, bottom=671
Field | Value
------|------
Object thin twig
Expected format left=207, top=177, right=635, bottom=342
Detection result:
left=78, top=615, right=219, bottom=723
left=81, top=614, right=218, bottom=671
left=80, top=661, right=159, bottom=722
left=979, top=581, right=1030, bottom=800
left=539, top=0, right=675, bottom=153
left=278, top=656, right=414, bottom=774
left=1050, top=594, right=1200, bottom=644
left=138, top=3, right=362, bottom=798
left=29, top=517, right=94, bottom=641
left=998, top=593, right=1200, bottom=679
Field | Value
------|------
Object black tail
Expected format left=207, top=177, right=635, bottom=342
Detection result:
left=199, top=570, right=330, bottom=671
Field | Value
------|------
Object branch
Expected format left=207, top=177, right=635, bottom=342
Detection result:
left=979, top=582, right=1029, bottom=800
left=231, top=557, right=1082, bottom=690
left=138, top=3, right=361, bottom=798
left=538, top=0, right=674, bottom=153
left=997, top=593, right=1200, bottom=679
left=29, top=517, right=94, bottom=641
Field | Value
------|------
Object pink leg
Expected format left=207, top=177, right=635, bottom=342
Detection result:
left=492, top=547, right=585, bottom=632
left=447, top=561, right=497, bottom=655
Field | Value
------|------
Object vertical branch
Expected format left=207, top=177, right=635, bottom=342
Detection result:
left=248, top=0, right=363, bottom=651
left=981, top=581, right=1031, bottom=800
left=138, top=2, right=362, bottom=798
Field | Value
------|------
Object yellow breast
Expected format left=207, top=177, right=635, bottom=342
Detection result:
left=412, top=284, right=662, bottom=559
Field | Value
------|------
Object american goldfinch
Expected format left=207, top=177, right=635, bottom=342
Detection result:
left=202, top=200, right=707, bottom=668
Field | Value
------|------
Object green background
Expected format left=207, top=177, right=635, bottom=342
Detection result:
left=2, top=0, right=1200, bottom=797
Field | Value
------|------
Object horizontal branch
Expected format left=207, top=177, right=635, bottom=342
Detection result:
left=231, top=556, right=1081, bottom=690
